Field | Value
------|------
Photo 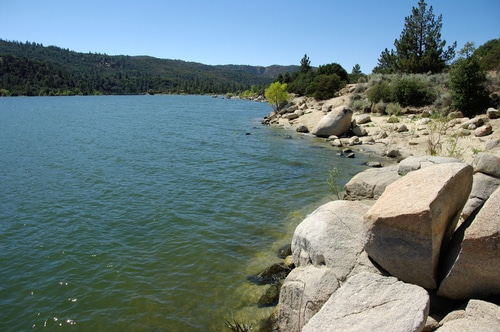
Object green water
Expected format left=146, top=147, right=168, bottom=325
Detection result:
left=0, top=95, right=380, bottom=331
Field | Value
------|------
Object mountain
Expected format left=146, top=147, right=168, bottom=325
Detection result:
left=0, top=39, right=298, bottom=96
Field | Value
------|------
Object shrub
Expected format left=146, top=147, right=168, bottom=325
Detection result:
left=313, top=74, right=345, bottom=101
left=386, top=102, right=401, bottom=116
left=350, top=98, right=371, bottom=112
left=433, top=92, right=452, bottom=111
left=367, top=81, right=393, bottom=104
left=392, top=77, right=435, bottom=107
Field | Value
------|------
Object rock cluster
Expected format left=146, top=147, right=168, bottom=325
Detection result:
left=276, top=155, right=500, bottom=331
left=263, top=93, right=500, bottom=165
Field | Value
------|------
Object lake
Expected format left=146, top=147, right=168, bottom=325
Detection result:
left=0, top=95, right=376, bottom=331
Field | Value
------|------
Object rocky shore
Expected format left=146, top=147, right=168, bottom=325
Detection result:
left=257, top=89, right=500, bottom=331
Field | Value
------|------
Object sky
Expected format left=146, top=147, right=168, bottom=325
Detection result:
left=1, top=0, right=499, bottom=73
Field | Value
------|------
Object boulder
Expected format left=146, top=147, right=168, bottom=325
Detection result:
left=385, top=148, right=401, bottom=158
left=278, top=244, right=292, bottom=259
left=486, top=107, right=500, bottom=119
left=296, top=123, right=309, bottom=133
left=474, top=152, right=500, bottom=178
left=348, top=136, right=360, bottom=145
left=278, top=266, right=340, bottom=332
left=355, top=114, right=372, bottom=124
left=436, top=299, right=500, bottom=331
left=485, top=139, right=500, bottom=150
left=344, top=165, right=401, bottom=200
left=461, top=117, right=484, bottom=129
left=311, top=105, right=353, bottom=138
left=352, top=125, right=367, bottom=136
left=363, top=163, right=473, bottom=289
left=438, top=187, right=500, bottom=300
left=248, top=263, right=291, bottom=285
left=474, top=124, right=493, bottom=137
left=397, top=123, right=409, bottom=132
left=329, top=138, right=342, bottom=147
left=282, top=112, right=299, bottom=120
left=461, top=172, right=500, bottom=222
left=398, top=156, right=462, bottom=175
left=302, top=272, right=430, bottom=332
left=292, top=200, right=380, bottom=281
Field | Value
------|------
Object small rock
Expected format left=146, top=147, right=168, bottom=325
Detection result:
left=284, top=256, right=294, bottom=269
left=352, top=125, right=367, bottom=136
left=486, top=107, right=500, bottom=119
left=462, top=117, right=484, bottom=129
left=421, top=110, right=431, bottom=118
left=385, top=149, right=401, bottom=158
left=419, top=118, right=431, bottom=125
left=278, top=244, right=292, bottom=259
left=387, top=116, right=400, bottom=123
left=348, top=136, right=360, bottom=146
left=296, top=123, right=309, bottom=133
left=485, top=139, right=500, bottom=150
left=355, top=114, right=372, bottom=124
left=330, top=138, right=343, bottom=147
left=282, top=113, right=299, bottom=120
left=448, top=111, right=464, bottom=119
left=377, top=131, right=388, bottom=139
left=457, top=128, right=471, bottom=136
left=474, top=124, right=492, bottom=137
left=258, top=283, right=281, bottom=307
left=366, top=161, right=383, bottom=168
left=248, top=263, right=291, bottom=285
left=397, top=124, right=409, bottom=132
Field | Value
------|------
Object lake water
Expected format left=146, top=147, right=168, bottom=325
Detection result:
left=0, top=95, right=378, bottom=331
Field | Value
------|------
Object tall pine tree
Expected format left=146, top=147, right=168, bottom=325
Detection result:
left=375, top=1, right=456, bottom=74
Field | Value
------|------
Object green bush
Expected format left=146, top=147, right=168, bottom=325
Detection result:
left=450, top=55, right=488, bottom=116
left=367, top=81, right=393, bottom=104
left=386, top=102, right=401, bottom=116
left=392, top=77, right=435, bottom=107
left=313, top=74, right=345, bottom=101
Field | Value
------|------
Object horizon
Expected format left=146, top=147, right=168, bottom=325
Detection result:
left=1, top=0, right=499, bottom=73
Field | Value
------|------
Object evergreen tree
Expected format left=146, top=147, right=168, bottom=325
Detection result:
left=374, top=0, right=456, bottom=74
left=299, top=54, right=312, bottom=74
left=450, top=42, right=488, bottom=116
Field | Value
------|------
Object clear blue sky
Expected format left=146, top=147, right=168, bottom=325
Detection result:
left=1, top=0, right=498, bottom=73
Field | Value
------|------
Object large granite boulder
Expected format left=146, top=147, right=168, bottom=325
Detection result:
left=438, top=187, right=500, bottom=300
left=311, top=105, right=353, bottom=138
left=278, top=266, right=340, bottom=332
left=363, top=163, right=473, bottom=289
left=436, top=299, right=500, bottom=331
left=302, top=272, right=430, bottom=332
left=292, top=200, right=380, bottom=281
left=461, top=172, right=500, bottom=222
left=474, top=152, right=500, bottom=178
left=343, top=165, right=401, bottom=200
left=398, top=156, right=462, bottom=176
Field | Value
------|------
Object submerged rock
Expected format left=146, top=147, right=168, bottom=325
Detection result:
left=248, top=263, right=291, bottom=285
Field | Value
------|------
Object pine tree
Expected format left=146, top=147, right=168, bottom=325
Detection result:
left=375, top=0, right=456, bottom=74
left=450, top=42, right=488, bottom=116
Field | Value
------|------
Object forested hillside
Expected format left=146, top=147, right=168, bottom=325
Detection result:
left=0, top=39, right=298, bottom=96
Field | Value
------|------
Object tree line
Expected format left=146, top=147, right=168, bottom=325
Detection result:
left=0, top=40, right=297, bottom=96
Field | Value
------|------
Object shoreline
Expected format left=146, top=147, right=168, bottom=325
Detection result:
left=251, top=90, right=500, bottom=330
left=264, top=90, right=500, bottom=165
